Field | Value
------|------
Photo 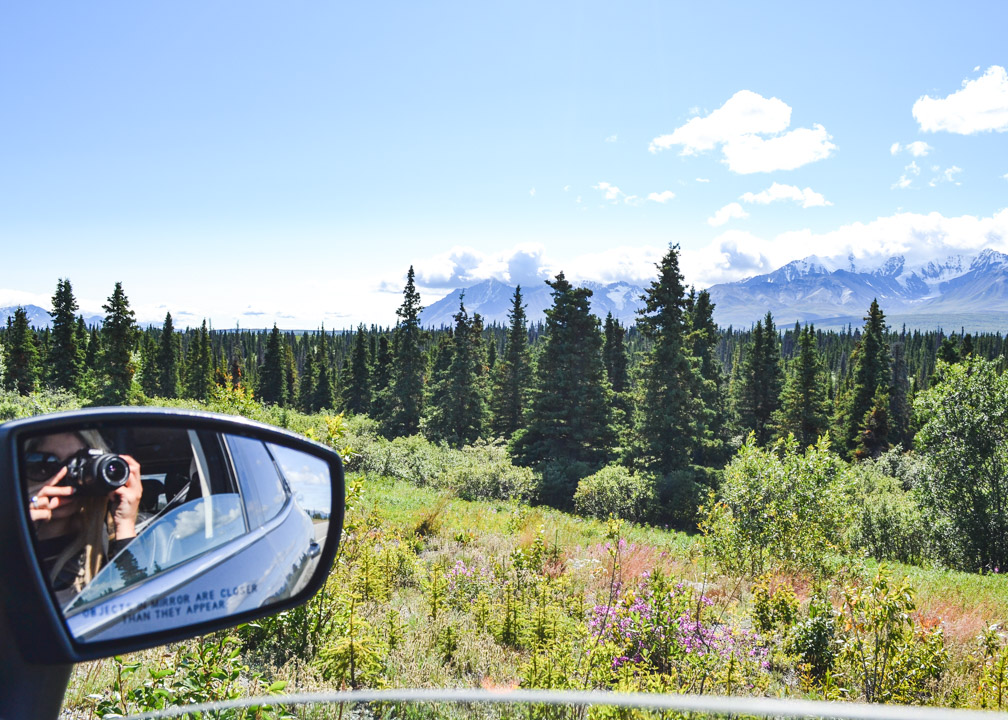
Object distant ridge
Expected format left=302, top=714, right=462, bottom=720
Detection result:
left=419, top=279, right=646, bottom=327
left=0, top=305, right=105, bottom=329
left=707, top=248, right=1008, bottom=332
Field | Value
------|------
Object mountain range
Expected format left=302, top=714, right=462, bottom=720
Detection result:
left=420, top=249, right=1008, bottom=332
left=0, top=305, right=106, bottom=330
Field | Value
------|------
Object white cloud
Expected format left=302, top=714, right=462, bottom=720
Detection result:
left=696, top=178, right=710, bottom=183
left=563, top=185, right=570, bottom=191
left=685, top=208, right=1008, bottom=288
left=708, top=202, right=750, bottom=226
left=529, top=187, right=536, bottom=197
left=929, top=166, right=963, bottom=187
left=913, top=65, right=1008, bottom=134
left=891, top=141, right=933, bottom=157
left=649, top=90, right=835, bottom=173
left=740, top=182, right=832, bottom=208
left=1003, top=173, right=1008, bottom=181
left=647, top=190, right=676, bottom=203
left=650, top=90, right=791, bottom=154
left=605, top=134, right=618, bottom=143
left=593, top=181, right=624, bottom=202
left=892, top=161, right=921, bottom=189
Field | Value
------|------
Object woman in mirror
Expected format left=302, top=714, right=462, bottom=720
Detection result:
left=24, top=430, right=142, bottom=601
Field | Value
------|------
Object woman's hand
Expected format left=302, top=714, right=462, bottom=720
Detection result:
left=28, top=467, right=77, bottom=524
left=109, top=455, right=142, bottom=540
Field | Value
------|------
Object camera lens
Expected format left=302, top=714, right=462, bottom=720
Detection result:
left=101, top=456, right=129, bottom=486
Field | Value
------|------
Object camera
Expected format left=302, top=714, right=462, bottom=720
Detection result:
left=59, top=449, right=130, bottom=496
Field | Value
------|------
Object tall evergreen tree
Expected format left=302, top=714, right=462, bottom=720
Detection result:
left=732, top=312, right=783, bottom=446
left=258, top=324, right=287, bottom=405
left=371, top=335, right=393, bottom=423
left=635, top=245, right=700, bottom=473
left=511, top=273, right=613, bottom=483
left=48, top=279, right=82, bottom=392
left=889, top=341, right=913, bottom=449
left=157, top=312, right=181, bottom=398
left=686, top=289, right=729, bottom=465
left=773, top=323, right=829, bottom=447
left=343, top=324, right=371, bottom=415
left=100, top=282, right=137, bottom=403
left=138, top=334, right=160, bottom=397
left=384, top=266, right=426, bottom=436
left=185, top=320, right=213, bottom=401
left=313, top=342, right=335, bottom=411
left=602, top=313, right=629, bottom=393
left=299, top=346, right=317, bottom=413
left=491, top=285, right=531, bottom=439
left=426, top=297, right=487, bottom=445
left=3, top=308, right=39, bottom=395
left=284, top=342, right=298, bottom=408
left=838, top=299, right=891, bottom=458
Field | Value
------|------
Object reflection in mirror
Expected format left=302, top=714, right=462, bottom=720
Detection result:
left=21, top=424, right=333, bottom=643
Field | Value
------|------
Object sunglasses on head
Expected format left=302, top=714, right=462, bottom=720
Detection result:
left=23, top=452, right=66, bottom=482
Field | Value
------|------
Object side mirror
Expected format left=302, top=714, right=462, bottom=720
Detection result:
left=0, top=408, right=344, bottom=663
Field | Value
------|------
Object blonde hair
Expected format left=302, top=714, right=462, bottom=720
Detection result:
left=33, top=430, right=114, bottom=592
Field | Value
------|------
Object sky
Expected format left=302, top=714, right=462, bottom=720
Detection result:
left=2, top=1, right=1007, bottom=330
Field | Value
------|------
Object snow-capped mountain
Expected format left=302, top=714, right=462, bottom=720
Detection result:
left=708, top=249, right=1008, bottom=331
left=419, top=278, right=646, bottom=327
left=0, top=305, right=106, bottom=329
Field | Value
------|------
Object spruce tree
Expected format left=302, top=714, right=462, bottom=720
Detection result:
left=299, top=346, right=317, bottom=413
left=686, top=289, right=729, bottom=465
left=491, top=285, right=531, bottom=439
left=511, top=272, right=613, bottom=491
left=3, top=307, right=39, bottom=395
left=100, top=282, right=137, bottom=404
left=138, top=334, right=160, bottom=397
left=258, top=324, right=287, bottom=405
left=157, top=312, right=181, bottom=398
left=889, top=341, right=913, bottom=449
left=773, top=323, right=829, bottom=447
left=185, top=320, right=213, bottom=401
left=48, top=279, right=82, bottom=392
left=733, top=312, right=783, bottom=446
left=313, top=342, right=335, bottom=411
left=635, top=245, right=700, bottom=473
left=427, top=297, right=487, bottom=445
left=838, top=299, right=891, bottom=458
left=384, top=267, right=426, bottom=436
left=371, top=335, right=393, bottom=423
left=602, top=313, right=629, bottom=393
left=284, top=342, right=298, bottom=408
left=342, top=324, right=371, bottom=415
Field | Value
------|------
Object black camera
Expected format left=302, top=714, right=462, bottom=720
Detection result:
left=59, top=449, right=130, bottom=496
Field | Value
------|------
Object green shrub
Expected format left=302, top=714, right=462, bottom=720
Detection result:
left=447, top=440, right=537, bottom=503
left=846, top=463, right=929, bottom=565
left=701, top=434, right=851, bottom=577
left=788, top=593, right=838, bottom=681
left=538, top=459, right=593, bottom=510
left=573, top=464, right=657, bottom=523
left=0, top=388, right=81, bottom=421
left=655, top=466, right=717, bottom=530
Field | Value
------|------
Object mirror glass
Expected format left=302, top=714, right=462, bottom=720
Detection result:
left=20, top=424, right=334, bottom=643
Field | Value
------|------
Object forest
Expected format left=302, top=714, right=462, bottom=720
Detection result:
left=3, top=245, right=1008, bottom=715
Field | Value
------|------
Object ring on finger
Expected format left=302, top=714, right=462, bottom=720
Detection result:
left=30, top=495, right=40, bottom=509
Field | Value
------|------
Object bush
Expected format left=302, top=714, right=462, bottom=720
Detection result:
left=0, top=388, right=81, bottom=421
left=573, top=464, right=657, bottom=522
left=701, top=434, right=851, bottom=577
left=655, top=466, right=718, bottom=530
left=447, top=441, right=537, bottom=503
left=538, top=459, right=593, bottom=510
left=846, top=463, right=930, bottom=565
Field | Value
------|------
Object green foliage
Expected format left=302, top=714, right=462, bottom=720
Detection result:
left=3, top=307, right=39, bottom=395
left=915, top=356, right=1008, bottom=571
left=751, top=576, right=799, bottom=635
left=573, top=464, right=657, bottom=523
left=384, top=265, right=427, bottom=436
left=157, top=311, right=181, bottom=398
left=343, top=323, right=371, bottom=415
left=184, top=319, right=213, bottom=401
left=789, top=593, right=839, bottom=682
left=491, top=285, right=532, bottom=439
left=258, top=324, right=288, bottom=406
left=846, top=461, right=929, bottom=565
left=511, top=272, right=614, bottom=493
left=732, top=312, right=784, bottom=446
left=445, top=440, right=537, bottom=503
left=0, top=387, right=81, bottom=421
left=838, top=567, right=947, bottom=703
left=636, top=244, right=703, bottom=473
left=702, top=434, right=851, bottom=577
left=99, top=281, right=137, bottom=404
left=48, top=278, right=82, bottom=392
left=837, top=299, right=891, bottom=459
left=425, top=297, right=488, bottom=445
left=774, top=323, right=829, bottom=447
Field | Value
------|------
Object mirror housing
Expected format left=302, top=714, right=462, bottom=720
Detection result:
left=0, top=407, right=344, bottom=664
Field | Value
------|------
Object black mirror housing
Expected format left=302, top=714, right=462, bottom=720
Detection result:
left=0, top=407, right=344, bottom=664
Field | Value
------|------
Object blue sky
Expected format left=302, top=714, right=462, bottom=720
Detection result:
left=2, top=1, right=1006, bottom=329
